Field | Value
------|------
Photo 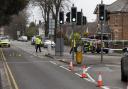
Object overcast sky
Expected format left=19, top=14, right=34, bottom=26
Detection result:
left=73, top=0, right=116, bottom=22
left=28, top=0, right=117, bottom=23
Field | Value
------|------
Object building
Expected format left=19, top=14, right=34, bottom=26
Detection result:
left=94, top=0, right=128, bottom=41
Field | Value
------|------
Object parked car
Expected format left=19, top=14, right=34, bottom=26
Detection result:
left=18, top=36, right=28, bottom=42
left=43, top=40, right=55, bottom=48
left=0, top=38, right=10, bottom=47
left=96, top=47, right=109, bottom=54
left=121, top=47, right=128, bottom=82
left=31, top=36, right=36, bottom=45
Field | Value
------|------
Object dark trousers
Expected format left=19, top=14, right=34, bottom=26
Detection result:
left=70, top=47, right=77, bottom=54
left=35, top=44, right=41, bottom=52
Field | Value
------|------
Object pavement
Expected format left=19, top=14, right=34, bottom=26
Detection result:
left=46, top=49, right=122, bottom=66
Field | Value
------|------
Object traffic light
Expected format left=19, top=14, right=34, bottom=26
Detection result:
left=66, top=12, right=70, bottom=23
left=59, top=11, right=64, bottom=24
left=71, top=7, right=77, bottom=22
left=77, top=12, right=82, bottom=25
left=105, top=10, right=110, bottom=21
left=99, top=4, right=105, bottom=21
left=83, top=16, right=87, bottom=25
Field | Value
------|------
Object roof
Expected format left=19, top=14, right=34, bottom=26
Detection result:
left=107, top=0, right=128, bottom=12
left=94, top=0, right=128, bottom=14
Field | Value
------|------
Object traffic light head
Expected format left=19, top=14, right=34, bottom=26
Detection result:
left=66, top=12, right=70, bottom=23
left=71, top=7, right=77, bottom=22
left=77, top=12, right=82, bottom=25
left=99, top=4, right=105, bottom=21
left=105, top=10, right=110, bottom=21
left=59, top=11, right=64, bottom=24
left=83, top=16, right=87, bottom=25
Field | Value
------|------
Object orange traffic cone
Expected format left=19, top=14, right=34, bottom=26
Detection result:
left=81, top=65, right=87, bottom=78
left=97, top=72, right=103, bottom=87
left=69, top=61, right=74, bottom=71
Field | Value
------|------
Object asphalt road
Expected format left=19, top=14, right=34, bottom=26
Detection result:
left=2, top=45, right=99, bottom=89
left=3, top=40, right=127, bottom=89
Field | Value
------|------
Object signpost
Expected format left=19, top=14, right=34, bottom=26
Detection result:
left=49, top=19, right=55, bottom=35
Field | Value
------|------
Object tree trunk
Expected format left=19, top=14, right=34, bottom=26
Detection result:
left=54, top=9, right=59, bottom=42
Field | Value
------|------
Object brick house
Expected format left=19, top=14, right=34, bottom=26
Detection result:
left=94, top=0, right=128, bottom=41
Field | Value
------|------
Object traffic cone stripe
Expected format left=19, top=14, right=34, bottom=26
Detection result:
left=98, top=74, right=102, bottom=81
left=81, top=65, right=87, bottom=78
left=97, top=80, right=103, bottom=87
left=81, top=73, right=87, bottom=78
left=97, top=73, right=103, bottom=87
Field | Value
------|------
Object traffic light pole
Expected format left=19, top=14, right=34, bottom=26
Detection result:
left=71, top=4, right=77, bottom=62
left=100, top=21, right=103, bottom=63
left=72, top=22, right=75, bottom=61
left=99, top=1, right=105, bottom=63
left=60, top=24, right=62, bottom=56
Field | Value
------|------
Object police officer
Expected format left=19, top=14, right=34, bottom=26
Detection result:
left=35, top=36, right=42, bottom=52
left=70, top=39, right=76, bottom=54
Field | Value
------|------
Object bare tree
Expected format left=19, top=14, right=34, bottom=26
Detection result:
left=5, top=10, right=28, bottom=39
left=0, top=0, right=28, bottom=27
left=32, top=0, right=71, bottom=40
left=30, top=0, right=51, bottom=37
left=50, top=0, right=70, bottom=41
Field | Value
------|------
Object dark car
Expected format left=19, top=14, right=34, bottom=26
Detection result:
left=121, top=48, right=128, bottom=82
left=96, top=47, right=109, bottom=54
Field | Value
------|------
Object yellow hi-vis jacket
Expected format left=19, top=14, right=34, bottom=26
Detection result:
left=35, top=37, right=42, bottom=45
left=71, top=40, right=76, bottom=47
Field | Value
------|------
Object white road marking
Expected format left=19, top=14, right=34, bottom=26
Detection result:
left=86, top=73, right=96, bottom=83
left=59, top=66, right=71, bottom=71
left=82, top=66, right=110, bottom=89
left=86, top=67, right=91, bottom=71
left=102, top=86, right=110, bottom=89
left=75, top=73, right=92, bottom=82
left=50, top=61, right=57, bottom=65
left=82, top=66, right=96, bottom=83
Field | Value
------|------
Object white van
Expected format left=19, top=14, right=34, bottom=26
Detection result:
left=18, top=36, right=28, bottom=42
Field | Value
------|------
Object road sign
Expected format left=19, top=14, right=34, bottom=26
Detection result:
left=49, top=19, right=55, bottom=35
left=49, top=19, right=55, bottom=29
left=17, top=31, right=20, bottom=36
